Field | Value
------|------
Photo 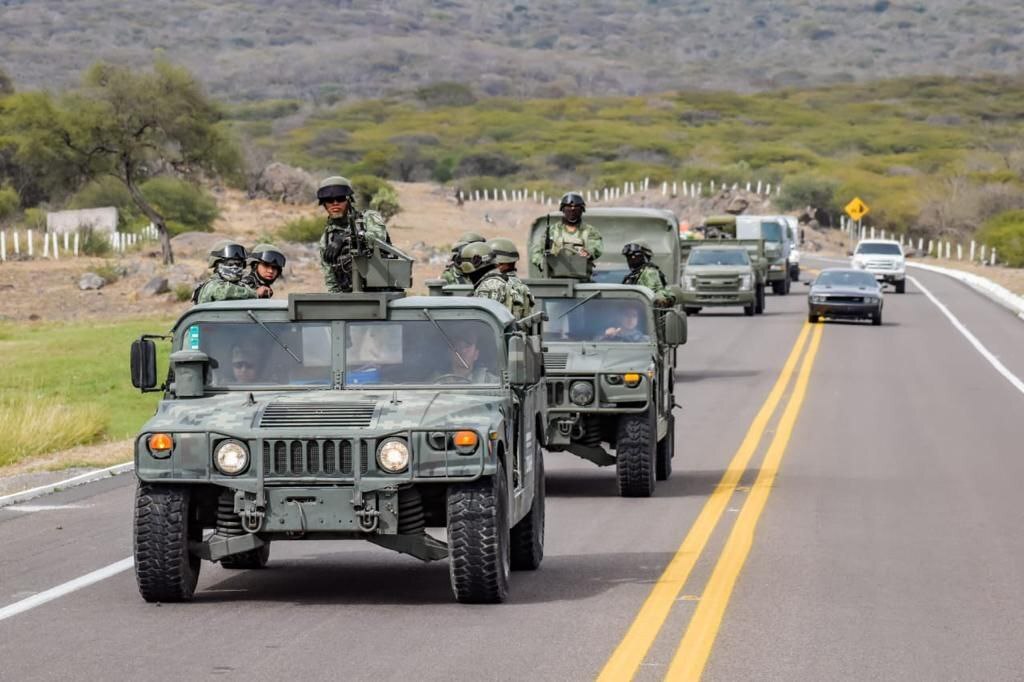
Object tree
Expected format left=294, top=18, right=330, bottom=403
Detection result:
left=12, top=61, right=240, bottom=263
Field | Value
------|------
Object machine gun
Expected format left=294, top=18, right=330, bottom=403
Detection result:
left=325, top=226, right=414, bottom=292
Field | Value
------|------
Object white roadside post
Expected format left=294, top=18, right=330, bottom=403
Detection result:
left=0, top=231, right=5, bottom=262
left=63, top=232, right=69, bottom=252
left=957, top=244, right=963, bottom=261
left=661, top=182, right=667, bottom=196
left=501, top=189, right=507, bottom=201
left=697, top=182, right=703, bottom=196
left=672, top=182, right=677, bottom=196
left=14, top=230, right=20, bottom=255
left=918, top=237, right=924, bottom=253
left=644, top=177, right=649, bottom=191
left=711, top=180, right=716, bottom=193
left=746, top=182, right=751, bottom=192
left=52, top=232, right=59, bottom=260
left=991, top=249, right=997, bottom=266
left=27, top=229, right=34, bottom=257
left=756, top=180, right=762, bottom=194
left=42, top=231, right=49, bottom=258
left=970, top=241, right=976, bottom=262
left=766, top=182, right=772, bottom=195
left=73, top=232, right=80, bottom=256
left=945, top=242, right=951, bottom=260
left=980, top=244, right=987, bottom=262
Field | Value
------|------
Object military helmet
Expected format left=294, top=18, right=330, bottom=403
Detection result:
left=622, top=241, right=653, bottom=258
left=316, top=175, right=355, bottom=204
left=559, top=192, right=586, bottom=211
left=488, top=238, right=520, bottom=264
left=248, top=243, right=287, bottom=269
left=458, top=231, right=486, bottom=244
left=458, top=242, right=496, bottom=274
left=208, top=240, right=248, bottom=267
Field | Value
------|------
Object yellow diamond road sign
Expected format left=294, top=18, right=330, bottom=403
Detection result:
left=845, top=197, right=870, bottom=222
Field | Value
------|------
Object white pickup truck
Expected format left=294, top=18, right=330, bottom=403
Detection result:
left=850, top=239, right=906, bottom=294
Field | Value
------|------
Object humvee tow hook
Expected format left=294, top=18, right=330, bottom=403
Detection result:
left=238, top=498, right=266, bottom=533
left=354, top=504, right=381, bottom=533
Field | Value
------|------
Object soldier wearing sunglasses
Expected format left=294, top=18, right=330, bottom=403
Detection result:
left=241, top=243, right=287, bottom=298
left=316, top=176, right=391, bottom=293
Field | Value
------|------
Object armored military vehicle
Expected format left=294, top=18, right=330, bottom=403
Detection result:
left=679, top=244, right=760, bottom=316
left=735, top=215, right=793, bottom=295
left=129, top=289, right=546, bottom=604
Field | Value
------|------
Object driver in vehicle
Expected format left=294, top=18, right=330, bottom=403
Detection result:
left=598, top=305, right=647, bottom=342
left=229, top=342, right=265, bottom=384
left=433, top=331, right=498, bottom=383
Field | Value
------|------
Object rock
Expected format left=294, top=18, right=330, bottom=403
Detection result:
left=141, top=276, right=170, bottom=296
left=79, top=273, right=105, bottom=290
left=251, top=162, right=316, bottom=204
left=167, top=264, right=200, bottom=287
left=169, top=232, right=226, bottom=258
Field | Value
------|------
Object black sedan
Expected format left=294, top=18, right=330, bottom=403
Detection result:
left=807, top=268, right=884, bottom=325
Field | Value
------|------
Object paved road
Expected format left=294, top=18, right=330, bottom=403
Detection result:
left=1, top=260, right=1022, bottom=681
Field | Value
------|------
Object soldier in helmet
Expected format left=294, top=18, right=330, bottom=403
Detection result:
left=192, top=240, right=256, bottom=304
left=488, top=237, right=534, bottom=319
left=241, top=243, right=286, bottom=299
left=440, top=232, right=486, bottom=285
left=530, top=191, right=603, bottom=279
left=461, top=242, right=526, bottom=319
left=317, top=175, right=391, bottom=293
left=622, top=241, right=675, bottom=307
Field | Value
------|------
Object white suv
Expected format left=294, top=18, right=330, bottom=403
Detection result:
left=850, top=239, right=906, bottom=294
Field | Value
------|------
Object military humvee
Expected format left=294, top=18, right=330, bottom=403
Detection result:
left=129, top=290, right=546, bottom=604
left=527, top=280, right=686, bottom=496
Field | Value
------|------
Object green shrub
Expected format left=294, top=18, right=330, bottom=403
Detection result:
left=778, top=174, right=840, bottom=213
left=94, top=261, right=121, bottom=284
left=415, top=82, right=477, bottom=107
left=140, top=177, right=219, bottom=235
left=173, top=284, right=193, bottom=302
left=278, top=216, right=323, bottom=243
left=0, top=184, right=20, bottom=222
left=349, top=175, right=401, bottom=216
left=67, top=177, right=139, bottom=229
left=976, top=210, right=1024, bottom=267
left=78, top=226, right=112, bottom=256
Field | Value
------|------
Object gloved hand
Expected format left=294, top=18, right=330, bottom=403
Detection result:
left=322, top=230, right=347, bottom=263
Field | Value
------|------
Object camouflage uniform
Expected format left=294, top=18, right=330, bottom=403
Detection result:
left=441, top=263, right=467, bottom=285
left=319, top=209, right=390, bottom=293
left=194, top=277, right=256, bottom=304
left=473, top=271, right=526, bottom=320
left=624, top=264, right=675, bottom=307
left=529, top=222, right=604, bottom=272
left=505, top=270, right=535, bottom=318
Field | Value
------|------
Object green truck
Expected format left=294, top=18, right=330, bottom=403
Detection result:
left=129, top=289, right=547, bottom=604
left=679, top=243, right=760, bottom=316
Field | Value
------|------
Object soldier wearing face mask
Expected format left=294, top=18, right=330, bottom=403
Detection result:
left=192, top=241, right=257, bottom=304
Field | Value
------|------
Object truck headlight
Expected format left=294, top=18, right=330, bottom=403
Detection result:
left=377, top=438, right=410, bottom=473
left=214, top=440, right=249, bottom=475
left=569, top=381, right=594, bottom=405
left=769, top=263, right=783, bottom=271
left=739, top=274, right=752, bottom=291
left=683, top=275, right=697, bottom=291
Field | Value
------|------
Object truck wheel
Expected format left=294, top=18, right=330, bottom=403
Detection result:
left=872, top=309, right=883, bottom=326
left=895, top=280, right=906, bottom=294
left=220, top=542, right=270, bottom=570
left=783, top=276, right=791, bottom=295
left=744, top=304, right=755, bottom=316
left=510, top=446, right=545, bottom=571
left=808, top=312, right=818, bottom=324
left=755, top=285, right=765, bottom=314
left=683, top=306, right=700, bottom=316
left=134, top=484, right=201, bottom=603
left=448, top=461, right=510, bottom=603
left=616, top=411, right=656, bottom=497
left=790, top=265, right=800, bottom=282
left=656, top=414, right=674, bottom=481
left=771, top=280, right=785, bottom=295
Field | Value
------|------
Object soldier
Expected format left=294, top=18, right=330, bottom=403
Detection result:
left=621, top=241, right=675, bottom=307
left=488, top=237, right=534, bottom=319
left=192, top=241, right=256, bottom=304
left=461, top=242, right=526, bottom=319
left=241, top=243, right=286, bottom=299
left=317, top=175, right=391, bottom=293
left=440, top=232, right=486, bottom=285
left=530, top=192, right=603, bottom=279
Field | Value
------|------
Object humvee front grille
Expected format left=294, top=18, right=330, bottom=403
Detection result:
left=259, top=402, right=376, bottom=429
left=544, top=353, right=569, bottom=371
left=261, top=439, right=369, bottom=477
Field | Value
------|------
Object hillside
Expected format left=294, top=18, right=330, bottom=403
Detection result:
left=2, top=1, right=1024, bottom=101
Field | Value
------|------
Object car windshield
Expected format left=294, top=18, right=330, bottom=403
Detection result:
left=688, top=249, right=750, bottom=266
left=538, top=297, right=651, bottom=343
left=345, top=319, right=500, bottom=386
left=184, top=321, right=333, bottom=388
left=856, top=243, right=902, bottom=255
left=815, top=271, right=878, bottom=288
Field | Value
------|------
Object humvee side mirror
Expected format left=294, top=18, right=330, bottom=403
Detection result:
left=507, top=335, right=528, bottom=386
left=170, top=350, right=210, bottom=398
left=661, top=309, right=688, bottom=346
left=131, top=338, right=158, bottom=390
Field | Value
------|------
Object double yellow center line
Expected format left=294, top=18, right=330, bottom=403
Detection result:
left=599, top=321, right=825, bottom=681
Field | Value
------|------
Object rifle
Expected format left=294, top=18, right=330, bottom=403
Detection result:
left=543, top=213, right=553, bottom=278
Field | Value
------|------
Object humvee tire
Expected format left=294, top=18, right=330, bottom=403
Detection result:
left=656, top=414, right=674, bottom=481
left=448, top=462, right=511, bottom=603
left=220, top=543, right=270, bottom=570
left=616, top=411, right=656, bottom=497
left=510, top=447, right=545, bottom=571
left=134, top=484, right=200, bottom=603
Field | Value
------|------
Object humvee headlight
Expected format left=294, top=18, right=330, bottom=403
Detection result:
left=623, top=373, right=642, bottom=388
left=148, top=433, right=174, bottom=457
left=569, top=381, right=594, bottom=406
left=377, top=438, right=410, bottom=473
left=214, top=440, right=249, bottom=475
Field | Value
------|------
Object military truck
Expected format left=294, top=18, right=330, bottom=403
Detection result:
left=128, top=290, right=547, bottom=604
left=735, top=215, right=793, bottom=295
left=681, top=218, right=768, bottom=315
left=679, top=244, right=760, bottom=316
left=527, top=207, right=681, bottom=285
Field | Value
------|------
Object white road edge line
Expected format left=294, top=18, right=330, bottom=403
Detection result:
left=0, top=462, right=134, bottom=509
left=0, top=557, right=134, bottom=622
left=909, top=275, right=1024, bottom=397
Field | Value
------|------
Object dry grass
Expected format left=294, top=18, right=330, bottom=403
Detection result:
left=0, top=397, right=108, bottom=467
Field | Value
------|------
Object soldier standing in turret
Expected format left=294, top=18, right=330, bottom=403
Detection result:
left=440, top=232, right=486, bottom=285
left=461, top=242, right=526, bottom=319
left=488, top=237, right=535, bottom=319
left=317, top=176, right=391, bottom=293
left=241, top=243, right=287, bottom=299
left=530, top=192, right=603, bottom=280
left=622, top=241, right=675, bottom=307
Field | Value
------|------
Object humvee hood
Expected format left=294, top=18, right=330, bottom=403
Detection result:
left=545, top=343, right=655, bottom=374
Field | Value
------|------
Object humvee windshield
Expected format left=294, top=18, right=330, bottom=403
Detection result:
left=538, top=298, right=650, bottom=343
left=184, top=321, right=333, bottom=387
left=345, top=319, right=500, bottom=386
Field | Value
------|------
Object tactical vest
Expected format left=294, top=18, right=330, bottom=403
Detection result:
left=624, top=264, right=667, bottom=287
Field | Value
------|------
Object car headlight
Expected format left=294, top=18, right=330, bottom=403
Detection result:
left=811, top=295, right=827, bottom=303
left=852, top=259, right=865, bottom=269
left=377, top=438, right=410, bottom=473
left=214, top=440, right=249, bottom=475
left=863, top=296, right=877, bottom=304
left=739, top=274, right=752, bottom=291
left=769, top=263, right=783, bottom=271
left=569, top=380, right=595, bottom=405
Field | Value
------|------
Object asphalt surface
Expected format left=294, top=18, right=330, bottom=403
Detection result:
left=2, top=257, right=1022, bottom=681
